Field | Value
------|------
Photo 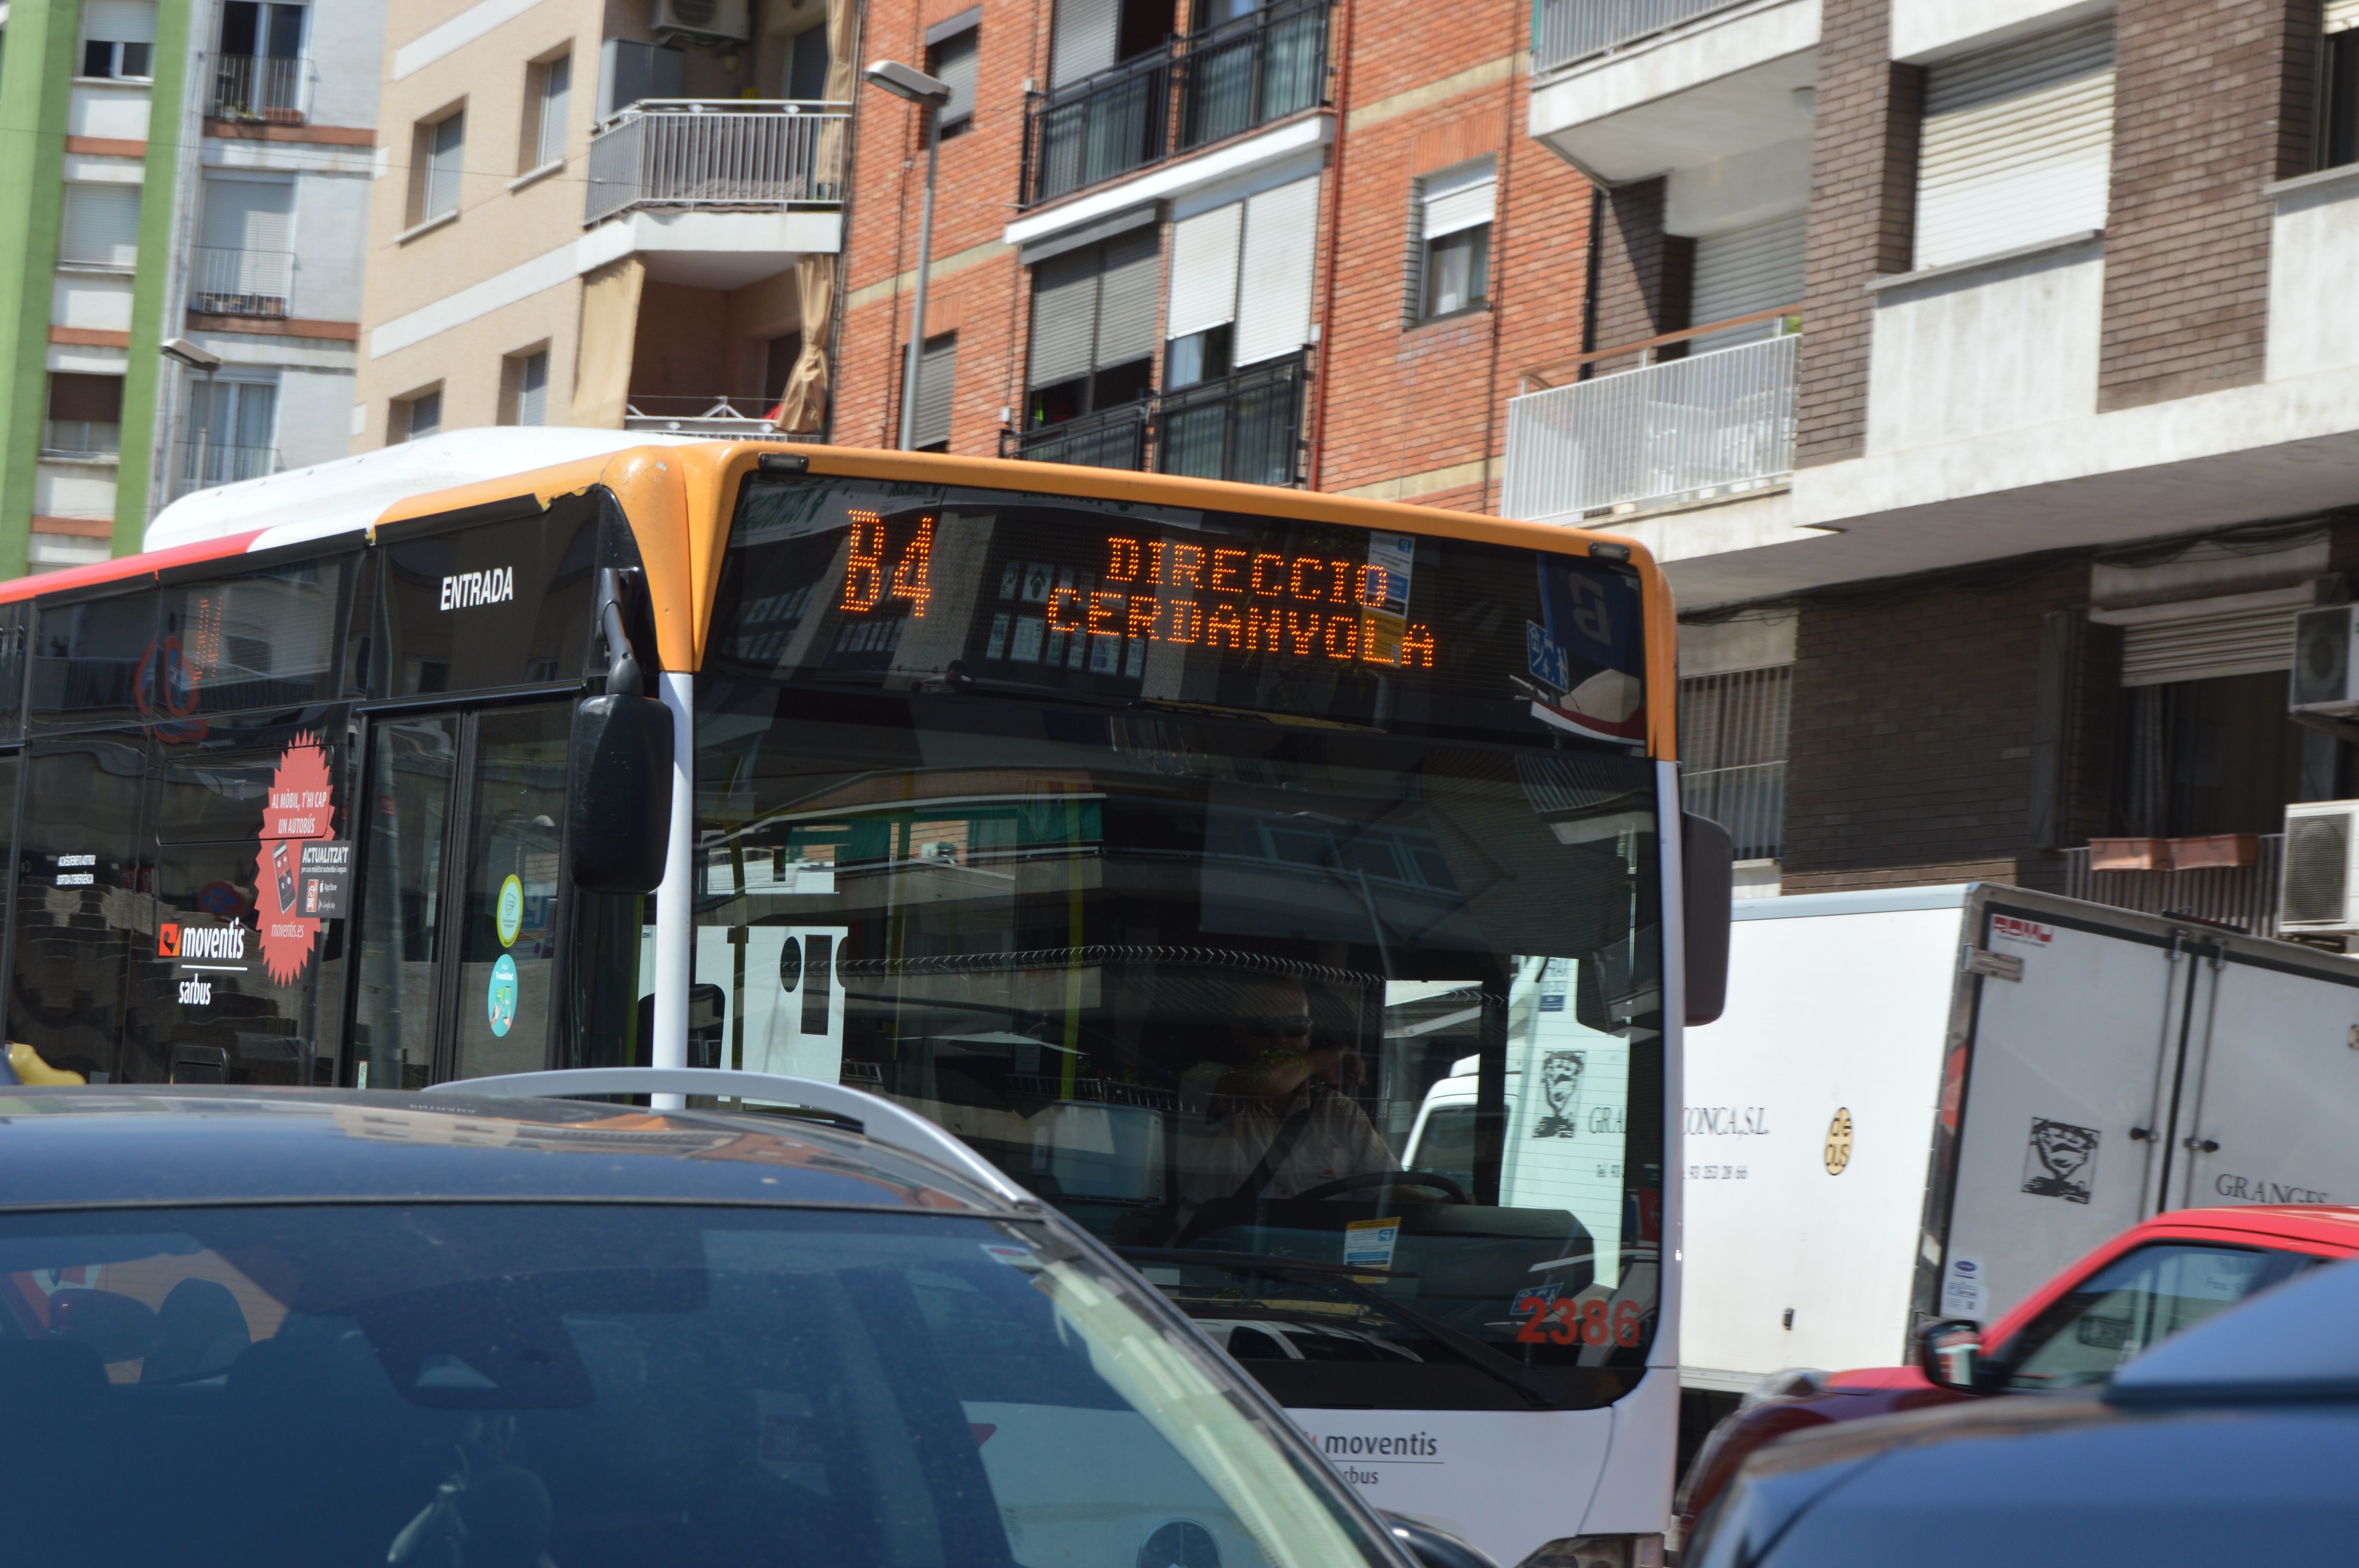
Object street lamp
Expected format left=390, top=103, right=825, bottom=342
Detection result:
left=863, top=60, right=953, bottom=453
left=161, top=337, right=224, bottom=497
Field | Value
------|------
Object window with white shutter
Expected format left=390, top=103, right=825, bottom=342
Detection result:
left=1234, top=175, right=1319, bottom=363
left=411, top=110, right=467, bottom=226
left=1165, top=203, right=1242, bottom=387
left=196, top=177, right=295, bottom=309
left=528, top=52, right=571, bottom=171
left=1688, top=212, right=1805, bottom=352
left=1414, top=160, right=1494, bottom=322
left=60, top=184, right=142, bottom=269
left=81, top=0, right=157, bottom=79
left=911, top=334, right=958, bottom=450
left=1915, top=19, right=2114, bottom=271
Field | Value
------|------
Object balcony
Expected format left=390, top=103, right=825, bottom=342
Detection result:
left=1503, top=324, right=1796, bottom=523
left=623, top=396, right=810, bottom=438
left=170, top=440, right=276, bottom=500
left=1533, top=0, right=1756, bottom=75
left=209, top=54, right=308, bottom=123
left=1004, top=354, right=1306, bottom=483
left=585, top=101, right=851, bottom=226
left=188, top=246, right=292, bottom=318
left=2064, top=835, right=2286, bottom=938
left=1022, top=0, right=1329, bottom=209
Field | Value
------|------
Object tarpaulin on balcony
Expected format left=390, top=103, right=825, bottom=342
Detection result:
left=570, top=257, right=645, bottom=430
left=780, top=0, right=860, bottom=434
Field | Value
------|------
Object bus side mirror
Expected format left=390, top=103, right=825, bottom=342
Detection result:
left=1683, top=813, right=1733, bottom=1026
left=568, top=694, right=674, bottom=893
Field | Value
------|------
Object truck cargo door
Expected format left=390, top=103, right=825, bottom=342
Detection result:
left=1938, top=902, right=2188, bottom=1331
left=2164, top=937, right=2359, bottom=1213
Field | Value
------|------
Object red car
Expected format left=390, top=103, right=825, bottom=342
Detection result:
left=1674, top=1204, right=2359, bottom=1551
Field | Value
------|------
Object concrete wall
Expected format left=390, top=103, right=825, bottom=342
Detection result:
left=1864, top=241, right=2103, bottom=454
left=1888, top=0, right=2111, bottom=63
left=288, top=169, right=373, bottom=323
left=2265, top=172, right=2359, bottom=383
left=302, top=0, right=390, bottom=130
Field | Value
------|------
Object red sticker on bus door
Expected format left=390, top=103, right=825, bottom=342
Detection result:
left=256, top=733, right=335, bottom=985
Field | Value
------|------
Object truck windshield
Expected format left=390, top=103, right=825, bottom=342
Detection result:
left=0, top=1204, right=1387, bottom=1568
left=678, top=476, right=1665, bottom=1411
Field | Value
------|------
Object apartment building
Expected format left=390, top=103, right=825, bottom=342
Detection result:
left=354, top=0, right=856, bottom=449
left=0, top=0, right=383, bottom=577
left=830, top=0, right=1593, bottom=509
left=1503, top=0, right=2359, bottom=931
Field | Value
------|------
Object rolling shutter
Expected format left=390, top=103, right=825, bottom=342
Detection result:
left=1050, top=0, right=1118, bottom=86
left=1421, top=159, right=1496, bottom=239
left=913, top=336, right=957, bottom=448
left=1028, top=247, right=1101, bottom=387
left=1916, top=19, right=2114, bottom=271
left=1166, top=203, right=1242, bottom=340
left=82, top=0, right=156, bottom=42
left=1232, top=175, right=1319, bottom=366
left=1689, top=211, right=1806, bottom=350
left=1093, top=227, right=1161, bottom=368
left=2105, top=590, right=2308, bottom=687
left=201, top=177, right=293, bottom=252
left=60, top=183, right=142, bottom=268
left=931, top=28, right=979, bottom=127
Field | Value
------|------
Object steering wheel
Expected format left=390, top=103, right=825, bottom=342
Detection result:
left=1292, top=1170, right=1472, bottom=1205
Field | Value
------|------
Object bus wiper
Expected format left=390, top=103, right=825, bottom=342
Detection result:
left=1117, top=1247, right=1569, bottom=1408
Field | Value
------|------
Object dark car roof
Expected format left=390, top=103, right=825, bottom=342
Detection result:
left=0, top=1087, right=1009, bottom=1213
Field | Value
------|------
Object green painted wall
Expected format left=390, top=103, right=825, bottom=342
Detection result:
left=114, top=0, right=192, bottom=552
left=0, top=0, right=82, bottom=580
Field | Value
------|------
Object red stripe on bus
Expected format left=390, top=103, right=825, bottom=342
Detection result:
left=0, top=531, right=267, bottom=604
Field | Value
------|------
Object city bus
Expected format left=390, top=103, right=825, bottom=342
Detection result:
left=0, top=432, right=1726, bottom=1568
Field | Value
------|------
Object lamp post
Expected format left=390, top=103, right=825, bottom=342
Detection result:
left=863, top=60, right=953, bottom=452
left=161, top=336, right=223, bottom=498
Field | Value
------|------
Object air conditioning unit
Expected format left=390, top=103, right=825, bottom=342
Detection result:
left=2291, top=604, right=2359, bottom=717
left=653, top=0, right=752, bottom=42
left=2281, top=799, right=2359, bottom=933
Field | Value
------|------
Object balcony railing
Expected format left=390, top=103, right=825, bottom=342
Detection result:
left=210, top=54, right=309, bottom=122
left=171, top=440, right=277, bottom=499
left=623, top=396, right=811, bottom=437
left=585, top=101, right=851, bottom=226
left=1022, top=0, right=1330, bottom=208
left=1532, top=0, right=1752, bottom=75
left=1503, top=330, right=1797, bottom=522
left=1003, top=354, right=1307, bottom=482
left=2064, top=834, right=2286, bottom=937
left=188, top=245, right=292, bottom=318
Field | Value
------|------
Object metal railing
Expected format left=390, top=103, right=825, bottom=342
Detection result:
left=1532, top=0, right=1753, bottom=75
left=1502, top=333, right=1797, bottom=522
left=1003, top=354, right=1308, bottom=481
left=585, top=101, right=852, bottom=225
left=188, top=245, right=292, bottom=317
left=1678, top=665, right=1789, bottom=860
left=171, top=440, right=277, bottom=499
left=1023, top=0, right=1330, bottom=208
left=2064, top=834, right=2286, bottom=937
left=210, top=54, right=309, bottom=122
left=624, top=396, right=814, bottom=437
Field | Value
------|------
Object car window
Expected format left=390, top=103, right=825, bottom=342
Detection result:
left=1999, top=1242, right=2325, bottom=1391
left=0, top=1206, right=1390, bottom=1568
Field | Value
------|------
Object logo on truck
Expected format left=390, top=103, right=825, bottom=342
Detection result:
left=2021, top=1117, right=2099, bottom=1203
left=1823, top=1107, right=1853, bottom=1174
left=1531, top=1050, right=1585, bottom=1138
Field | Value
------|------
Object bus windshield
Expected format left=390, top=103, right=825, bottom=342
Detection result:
left=683, top=474, right=1663, bottom=1412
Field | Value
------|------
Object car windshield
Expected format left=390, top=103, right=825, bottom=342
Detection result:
left=2000, top=1241, right=2326, bottom=1390
left=0, top=1203, right=1390, bottom=1568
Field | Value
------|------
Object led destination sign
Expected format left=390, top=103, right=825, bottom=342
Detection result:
left=721, top=477, right=1648, bottom=748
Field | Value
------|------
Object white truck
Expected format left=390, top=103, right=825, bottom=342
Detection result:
left=1407, top=883, right=2359, bottom=1405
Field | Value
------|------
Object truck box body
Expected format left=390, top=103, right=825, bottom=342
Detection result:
left=1672, top=882, right=2359, bottom=1393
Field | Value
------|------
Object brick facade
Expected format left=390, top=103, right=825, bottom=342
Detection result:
left=828, top=0, right=1594, bottom=514
left=1583, top=178, right=1688, bottom=376
left=1794, top=0, right=1920, bottom=470
left=2095, top=0, right=2321, bottom=410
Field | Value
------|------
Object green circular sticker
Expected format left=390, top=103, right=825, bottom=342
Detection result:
left=487, top=955, right=519, bottom=1038
left=496, top=875, right=523, bottom=947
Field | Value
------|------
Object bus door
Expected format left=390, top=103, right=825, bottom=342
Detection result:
left=353, top=702, right=571, bottom=1089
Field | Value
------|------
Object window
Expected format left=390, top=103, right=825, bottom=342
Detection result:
left=786, top=25, right=831, bottom=100
left=501, top=349, right=550, bottom=426
left=2323, top=2, right=2359, bottom=170
left=1166, top=201, right=1240, bottom=388
left=909, top=332, right=957, bottom=451
left=195, top=176, right=295, bottom=316
left=394, top=388, right=443, bottom=443
left=524, top=50, right=570, bottom=171
left=1687, top=212, right=1806, bottom=352
left=80, top=0, right=155, bottom=79
left=409, top=108, right=465, bottom=227
left=44, top=374, right=123, bottom=456
left=2000, top=1244, right=2323, bottom=1390
left=178, top=377, right=279, bottom=492
left=925, top=13, right=980, bottom=136
left=1026, top=227, right=1160, bottom=427
left=215, top=3, right=305, bottom=120
left=1915, top=19, right=2113, bottom=270
left=1163, top=176, right=1319, bottom=380
left=1416, top=158, right=1494, bottom=321
left=598, top=38, right=684, bottom=117
left=1678, top=665, right=1790, bottom=862
left=60, top=183, right=142, bottom=269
